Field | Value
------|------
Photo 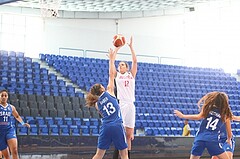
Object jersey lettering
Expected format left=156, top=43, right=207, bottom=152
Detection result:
left=206, top=117, right=219, bottom=130
left=124, top=80, right=129, bottom=87
left=102, top=102, right=116, bottom=116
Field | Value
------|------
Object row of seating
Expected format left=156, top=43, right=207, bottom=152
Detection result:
left=0, top=53, right=85, bottom=97
left=16, top=116, right=100, bottom=136
left=1, top=51, right=239, bottom=137
left=40, top=53, right=240, bottom=136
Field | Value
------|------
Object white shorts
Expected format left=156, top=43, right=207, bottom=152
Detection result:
left=119, top=101, right=135, bottom=129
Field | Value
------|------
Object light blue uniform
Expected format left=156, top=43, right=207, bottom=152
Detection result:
left=0, top=104, right=16, bottom=151
left=191, top=109, right=225, bottom=156
left=97, top=92, right=127, bottom=150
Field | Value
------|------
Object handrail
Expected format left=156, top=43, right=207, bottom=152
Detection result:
left=59, top=47, right=85, bottom=57
left=59, top=47, right=181, bottom=65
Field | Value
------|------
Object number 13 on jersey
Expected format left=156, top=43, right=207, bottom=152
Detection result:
left=103, top=102, right=116, bottom=116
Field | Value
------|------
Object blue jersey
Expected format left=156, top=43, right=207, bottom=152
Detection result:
left=0, top=103, right=13, bottom=129
left=195, top=109, right=224, bottom=142
left=97, top=92, right=122, bottom=125
left=219, top=124, right=227, bottom=141
left=0, top=103, right=16, bottom=151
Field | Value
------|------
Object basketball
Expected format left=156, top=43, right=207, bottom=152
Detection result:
left=113, top=34, right=126, bottom=47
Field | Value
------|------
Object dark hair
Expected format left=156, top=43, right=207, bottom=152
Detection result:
left=119, top=61, right=129, bottom=69
left=0, top=89, right=8, bottom=94
left=198, top=91, right=232, bottom=122
left=86, top=84, right=103, bottom=107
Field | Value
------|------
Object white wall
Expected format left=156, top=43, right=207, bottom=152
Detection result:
left=1, top=0, right=240, bottom=73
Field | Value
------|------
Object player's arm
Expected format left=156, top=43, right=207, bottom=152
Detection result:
left=232, top=115, right=240, bottom=121
left=108, top=47, right=121, bottom=77
left=174, top=109, right=204, bottom=120
left=225, top=118, right=232, bottom=146
left=128, top=36, right=137, bottom=78
left=11, top=105, right=30, bottom=128
left=107, top=48, right=117, bottom=96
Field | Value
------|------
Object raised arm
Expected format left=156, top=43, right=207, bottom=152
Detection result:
left=107, top=48, right=117, bottom=96
left=128, top=36, right=137, bottom=78
left=174, top=110, right=204, bottom=120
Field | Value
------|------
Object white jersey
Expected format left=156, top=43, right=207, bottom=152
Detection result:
left=115, top=71, right=135, bottom=102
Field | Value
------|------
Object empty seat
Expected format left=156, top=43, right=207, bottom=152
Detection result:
left=39, top=109, right=49, bottom=117
left=55, top=103, right=64, bottom=110
left=45, top=117, right=54, bottom=125
left=83, top=110, right=91, bottom=118
left=28, top=101, right=38, bottom=109
left=57, top=109, right=65, bottom=118
left=36, top=95, right=45, bottom=103
left=59, top=125, right=69, bottom=136
left=39, top=124, right=49, bottom=135
left=90, top=125, right=99, bottom=136
left=46, top=102, right=55, bottom=110
left=49, top=109, right=57, bottom=118
left=80, top=125, right=90, bottom=136
left=49, top=125, right=59, bottom=136
left=55, top=117, right=63, bottom=125
left=65, top=110, right=75, bottom=118
left=54, top=96, right=62, bottom=103
left=70, top=125, right=80, bottom=136
left=17, top=124, right=28, bottom=135
left=18, top=94, right=28, bottom=101
left=64, top=117, right=72, bottom=126
left=29, top=124, right=38, bottom=135
left=28, top=94, right=36, bottom=102
left=9, top=94, right=18, bottom=102
left=30, top=108, right=39, bottom=117
left=21, top=107, right=30, bottom=116
left=19, top=100, right=28, bottom=108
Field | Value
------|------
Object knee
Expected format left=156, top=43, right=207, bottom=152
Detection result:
left=10, top=147, right=18, bottom=156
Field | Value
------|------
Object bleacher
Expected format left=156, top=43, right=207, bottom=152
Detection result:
left=1, top=50, right=240, bottom=137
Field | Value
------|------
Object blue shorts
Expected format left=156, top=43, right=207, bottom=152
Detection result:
left=220, top=137, right=235, bottom=153
left=0, top=126, right=17, bottom=151
left=191, top=140, right=225, bottom=156
left=97, top=123, right=128, bottom=150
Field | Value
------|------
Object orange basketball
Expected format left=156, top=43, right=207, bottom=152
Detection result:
left=113, top=34, right=126, bottom=47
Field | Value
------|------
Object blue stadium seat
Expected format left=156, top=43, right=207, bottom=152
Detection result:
left=49, top=125, right=59, bottom=136
left=17, top=124, right=28, bottom=135
left=80, top=125, right=90, bottom=136
left=29, top=124, right=38, bottom=135
left=60, top=125, right=69, bottom=136
left=70, top=125, right=80, bottom=136
left=90, top=125, right=99, bottom=136
left=39, top=125, right=49, bottom=135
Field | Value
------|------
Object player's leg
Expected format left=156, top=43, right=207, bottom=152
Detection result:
left=113, top=149, right=119, bottom=159
left=1, top=147, right=11, bottom=159
left=216, top=152, right=230, bottom=159
left=113, top=124, right=128, bottom=159
left=211, top=149, right=233, bottom=159
left=120, top=102, right=135, bottom=159
left=125, top=126, right=134, bottom=158
left=119, top=148, right=128, bottom=159
left=207, top=142, right=229, bottom=159
left=190, top=155, right=201, bottom=159
left=92, top=148, right=106, bottom=159
left=7, top=138, right=19, bottom=159
left=0, top=151, right=2, bottom=159
left=190, top=141, right=205, bottom=159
